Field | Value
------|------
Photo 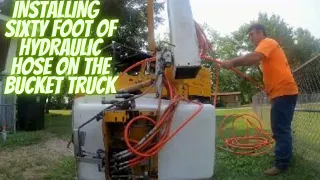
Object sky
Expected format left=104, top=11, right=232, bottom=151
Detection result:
left=156, top=0, right=320, bottom=39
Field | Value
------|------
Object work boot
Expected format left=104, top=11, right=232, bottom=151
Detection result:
left=264, top=167, right=282, bottom=176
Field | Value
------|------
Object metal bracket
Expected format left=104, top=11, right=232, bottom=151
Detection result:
left=79, top=131, right=86, bottom=147
left=155, top=43, right=174, bottom=95
left=155, top=43, right=173, bottom=74
left=76, top=149, right=106, bottom=172
left=76, top=156, right=102, bottom=164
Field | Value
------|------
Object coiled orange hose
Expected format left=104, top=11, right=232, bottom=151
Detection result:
left=200, top=56, right=273, bottom=156
left=217, top=114, right=274, bottom=156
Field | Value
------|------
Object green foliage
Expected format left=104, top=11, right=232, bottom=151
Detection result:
left=100, top=0, right=165, bottom=49
left=292, top=28, right=320, bottom=66
left=0, top=0, right=165, bottom=109
left=0, top=0, right=13, bottom=16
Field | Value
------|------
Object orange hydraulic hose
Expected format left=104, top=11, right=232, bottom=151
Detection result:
left=117, top=74, right=203, bottom=166
left=125, top=99, right=203, bottom=158
left=113, top=72, right=179, bottom=166
left=201, top=55, right=265, bottom=91
left=201, top=55, right=273, bottom=155
left=217, top=114, right=274, bottom=155
left=113, top=23, right=273, bottom=169
left=118, top=57, right=156, bottom=79
left=117, top=56, right=272, bottom=162
left=124, top=100, right=176, bottom=157
left=127, top=97, right=180, bottom=154
left=197, top=21, right=273, bottom=155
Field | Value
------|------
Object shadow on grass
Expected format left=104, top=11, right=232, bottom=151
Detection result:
left=0, top=113, right=72, bottom=151
left=45, top=114, right=72, bottom=140
left=0, top=131, right=50, bottom=151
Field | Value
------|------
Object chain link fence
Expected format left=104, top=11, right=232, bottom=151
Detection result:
left=0, top=75, right=16, bottom=141
left=252, top=54, right=320, bottom=172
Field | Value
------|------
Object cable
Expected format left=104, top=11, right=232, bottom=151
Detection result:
left=203, top=56, right=273, bottom=156
left=124, top=98, right=203, bottom=167
left=217, top=114, right=274, bottom=156
left=200, top=56, right=265, bottom=91
left=111, top=67, right=204, bottom=168
left=109, top=23, right=272, bottom=172
left=194, top=23, right=273, bottom=156
left=118, top=57, right=156, bottom=79
left=75, top=75, right=159, bottom=156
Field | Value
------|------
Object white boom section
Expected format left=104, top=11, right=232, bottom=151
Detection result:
left=167, top=0, right=201, bottom=79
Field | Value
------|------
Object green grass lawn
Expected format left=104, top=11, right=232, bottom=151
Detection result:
left=1, top=108, right=319, bottom=179
left=214, top=108, right=319, bottom=180
left=0, top=111, right=75, bottom=180
left=45, top=110, right=72, bottom=140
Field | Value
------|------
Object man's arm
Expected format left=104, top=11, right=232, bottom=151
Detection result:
left=221, top=52, right=264, bottom=69
left=231, top=52, right=264, bottom=67
left=221, top=38, right=278, bottom=69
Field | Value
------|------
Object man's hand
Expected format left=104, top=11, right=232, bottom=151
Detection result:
left=221, top=52, right=264, bottom=69
left=220, top=60, right=234, bottom=69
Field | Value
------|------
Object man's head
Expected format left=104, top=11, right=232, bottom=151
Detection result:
left=247, top=23, right=266, bottom=46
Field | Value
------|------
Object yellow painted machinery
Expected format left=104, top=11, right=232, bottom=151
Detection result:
left=107, top=42, right=212, bottom=103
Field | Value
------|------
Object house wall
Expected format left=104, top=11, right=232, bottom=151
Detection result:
left=0, top=78, right=16, bottom=132
left=218, top=94, right=241, bottom=107
left=0, top=16, right=17, bottom=133
left=220, top=95, right=238, bottom=103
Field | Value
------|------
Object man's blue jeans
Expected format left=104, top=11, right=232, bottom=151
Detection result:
left=270, top=94, right=298, bottom=170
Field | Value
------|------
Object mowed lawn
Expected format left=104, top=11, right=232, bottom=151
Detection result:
left=0, top=110, right=75, bottom=180
left=214, top=108, right=319, bottom=180
left=0, top=108, right=319, bottom=179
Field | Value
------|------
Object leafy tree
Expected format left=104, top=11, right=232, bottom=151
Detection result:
left=203, top=23, right=261, bottom=103
left=0, top=0, right=165, bottom=116
left=292, top=28, right=320, bottom=67
left=100, top=0, right=165, bottom=49
left=0, top=0, right=13, bottom=16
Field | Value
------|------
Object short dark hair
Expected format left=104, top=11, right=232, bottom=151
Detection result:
left=247, top=23, right=267, bottom=36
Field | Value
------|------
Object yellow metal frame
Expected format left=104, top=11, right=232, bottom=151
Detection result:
left=115, top=65, right=212, bottom=99
left=103, top=109, right=158, bottom=178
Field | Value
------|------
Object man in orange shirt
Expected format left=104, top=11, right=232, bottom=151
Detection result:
left=221, top=24, right=299, bottom=176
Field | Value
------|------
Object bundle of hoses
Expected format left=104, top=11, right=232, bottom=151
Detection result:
left=110, top=73, right=204, bottom=171
left=111, top=23, right=274, bottom=171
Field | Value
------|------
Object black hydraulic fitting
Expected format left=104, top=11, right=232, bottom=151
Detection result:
left=102, top=100, right=119, bottom=104
left=115, top=94, right=135, bottom=99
